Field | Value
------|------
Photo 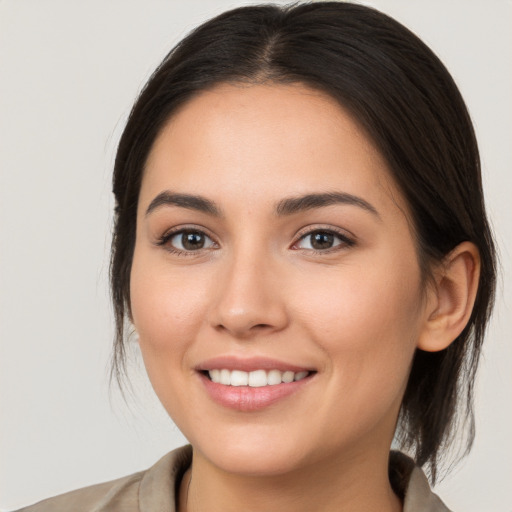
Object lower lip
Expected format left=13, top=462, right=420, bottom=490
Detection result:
left=199, top=372, right=313, bottom=412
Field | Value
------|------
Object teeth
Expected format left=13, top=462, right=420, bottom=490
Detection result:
left=282, top=371, right=294, bottom=383
left=294, top=371, right=308, bottom=381
left=248, top=369, right=267, bottom=387
left=220, top=369, right=231, bottom=385
left=267, top=369, right=282, bottom=385
left=207, top=369, right=310, bottom=387
left=230, top=370, right=248, bottom=387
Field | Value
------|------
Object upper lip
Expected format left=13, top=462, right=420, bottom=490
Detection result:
left=195, top=356, right=314, bottom=373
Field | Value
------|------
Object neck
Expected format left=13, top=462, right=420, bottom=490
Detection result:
left=178, top=447, right=402, bottom=512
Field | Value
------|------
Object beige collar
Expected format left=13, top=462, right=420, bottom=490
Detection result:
left=137, top=445, right=451, bottom=512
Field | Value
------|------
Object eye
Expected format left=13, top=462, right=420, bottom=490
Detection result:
left=159, top=229, right=216, bottom=253
left=294, top=229, right=353, bottom=251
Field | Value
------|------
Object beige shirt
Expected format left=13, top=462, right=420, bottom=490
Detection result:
left=15, top=445, right=451, bottom=512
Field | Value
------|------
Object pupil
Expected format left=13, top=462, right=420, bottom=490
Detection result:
left=182, top=232, right=204, bottom=250
left=312, top=232, right=333, bottom=250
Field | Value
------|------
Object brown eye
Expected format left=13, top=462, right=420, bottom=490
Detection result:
left=295, top=230, right=352, bottom=251
left=168, top=230, right=215, bottom=251
left=310, top=232, right=335, bottom=250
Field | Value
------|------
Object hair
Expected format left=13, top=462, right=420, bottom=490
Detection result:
left=110, top=1, right=496, bottom=482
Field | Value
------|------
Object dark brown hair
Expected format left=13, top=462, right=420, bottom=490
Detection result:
left=110, top=2, right=496, bottom=482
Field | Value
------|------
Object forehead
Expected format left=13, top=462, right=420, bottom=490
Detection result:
left=141, top=82, right=405, bottom=217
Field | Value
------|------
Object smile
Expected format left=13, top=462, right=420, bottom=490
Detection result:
left=207, top=369, right=310, bottom=387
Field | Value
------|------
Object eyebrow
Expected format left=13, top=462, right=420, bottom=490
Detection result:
left=145, top=190, right=379, bottom=219
left=146, top=191, right=222, bottom=217
left=275, top=192, right=380, bottom=218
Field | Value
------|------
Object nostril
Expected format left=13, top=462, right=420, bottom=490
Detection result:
left=214, top=320, right=275, bottom=336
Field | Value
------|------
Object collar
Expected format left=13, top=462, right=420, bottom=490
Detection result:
left=138, top=445, right=451, bottom=512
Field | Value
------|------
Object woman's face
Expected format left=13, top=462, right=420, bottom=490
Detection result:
left=131, top=83, right=429, bottom=475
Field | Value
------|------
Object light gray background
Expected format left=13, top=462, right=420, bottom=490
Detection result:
left=1, top=1, right=510, bottom=510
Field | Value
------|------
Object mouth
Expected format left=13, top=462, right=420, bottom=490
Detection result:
left=196, top=357, right=316, bottom=411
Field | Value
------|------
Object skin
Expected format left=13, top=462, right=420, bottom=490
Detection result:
left=130, top=83, right=480, bottom=512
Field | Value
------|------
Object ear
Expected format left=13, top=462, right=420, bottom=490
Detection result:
left=417, top=241, right=481, bottom=352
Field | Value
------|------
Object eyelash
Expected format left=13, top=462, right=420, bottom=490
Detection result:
left=156, top=226, right=355, bottom=256
left=292, top=227, right=355, bottom=254
left=156, top=226, right=218, bottom=257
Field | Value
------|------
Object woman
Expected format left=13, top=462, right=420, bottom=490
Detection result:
left=13, top=2, right=497, bottom=511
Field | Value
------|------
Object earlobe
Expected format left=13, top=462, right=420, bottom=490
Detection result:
left=417, top=242, right=481, bottom=352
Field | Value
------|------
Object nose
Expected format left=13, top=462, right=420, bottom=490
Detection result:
left=208, top=247, right=289, bottom=339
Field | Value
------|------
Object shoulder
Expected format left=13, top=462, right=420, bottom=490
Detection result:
left=13, top=445, right=192, bottom=512
left=390, top=451, right=453, bottom=512
left=14, top=472, right=144, bottom=512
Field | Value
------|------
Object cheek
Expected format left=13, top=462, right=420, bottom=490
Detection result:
left=294, top=260, right=423, bottom=438
left=293, top=252, right=424, bottom=381
left=129, top=252, right=211, bottom=361
left=129, top=253, right=217, bottom=429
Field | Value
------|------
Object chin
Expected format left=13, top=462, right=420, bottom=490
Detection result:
left=205, top=447, right=307, bottom=477
left=191, top=427, right=313, bottom=477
